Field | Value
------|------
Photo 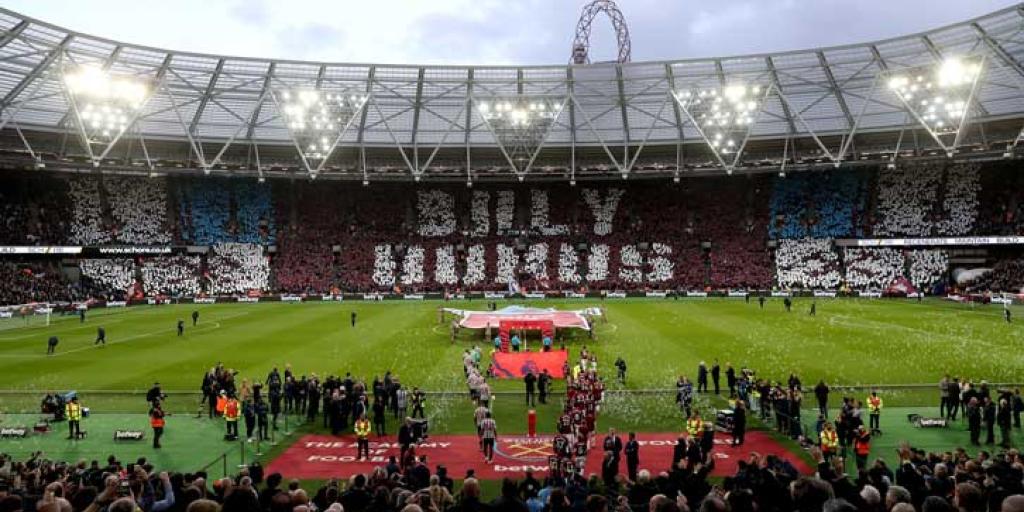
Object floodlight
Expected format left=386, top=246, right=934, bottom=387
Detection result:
left=886, top=56, right=983, bottom=140
left=62, top=65, right=150, bottom=145
left=673, top=82, right=768, bottom=173
left=275, top=86, right=368, bottom=170
left=475, top=96, right=566, bottom=174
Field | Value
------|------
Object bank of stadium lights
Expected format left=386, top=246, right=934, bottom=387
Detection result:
left=886, top=57, right=984, bottom=155
left=275, top=88, right=368, bottom=171
left=672, top=83, right=768, bottom=173
left=62, top=65, right=149, bottom=144
left=476, top=97, right=564, bottom=175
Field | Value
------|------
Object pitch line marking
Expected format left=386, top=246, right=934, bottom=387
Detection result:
left=0, top=311, right=251, bottom=358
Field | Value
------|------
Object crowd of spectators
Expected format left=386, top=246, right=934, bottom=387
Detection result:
left=775, top=239, right=843, bottom=289
left=208, top=243, right=270, bottom=295
left=844, top=248, right=905, bottom=291
left=769, top=170, right=869, bottom=239
left=908, top=250, right=949, bottom=292
left=141, top=256, right=202, bottom=296
left=0, top=174, right=70, bottom=245
left=106, top=177, right=173, bottom=245
left=78, top=259, right=135, bottom=297
left=177, top=179, right=275, bottom=246
left=68, top=178, right=112, bottom=245
left=964, top=258, right=1024, bottom=294
left=0, top=261, right=81, bottom=306
left=2, top=438, right=1024, bottom=512
left=67, top=177, right=173, bottom=245
left=873, top=163, right=981, bottom=238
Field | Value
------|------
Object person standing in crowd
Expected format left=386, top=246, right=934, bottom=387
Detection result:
left=853, top=425, right=871, bottom=470
left=351, top=311, right=357, bottom=328
left=355, top=414, right=371, bottom=461
left=243, top=398, right=256, bottom=442
left=697, top=362, right=708, bottom=393
left=524, top=371, right=537, bottom=406
left=939, top=374, right=950, bottom=418
left=149, top=399, right=166, bottom=449
left=65, top=396, right=82, bottom=440
left=601, top=450, right=617, bottom=488
left=94, top=326, right=106, bottom=346
left=984, top=396, right=997, bottom=444
left=814, top=379, right=829, bottom=416
left=726, top=363, right=736, bottom=396
left=224, top=394, right=240, bottom=440
left=480, top=411, right=497, bottom=463
left=411, top=387, right=426, bottom=418
left=711, top=360, right=721, bottom=395
left=1013, top=388, right=1023, bottom=428
left=820, top=421, right=839, bottom=461
left=947, top=377, right=961, bottom=420
left=732, top=400, right=746, bottom=446
left=603, top=428, right=622, bottom=473
left=177, top=319, right=184, bottom=336
left=46, top=335, right=58, bottom=355
left=372, top=396, right=387, bottom=436
left=255, top=397, right=269, bottom=441
left=395, top=385, right=408, bottom=419
left=538, top=369, right=550, bottom=404
left=967, top=397, right=981, bottom=445
left=615, top=357, right=627, bottom=384
left=867, top=390, right=883, bottom=433
left=624, top=432, right=640, bottom=482
left=998, top=397, right=1013, bottom=448
left=398, top=418, right=414, bottom=462
left=192, top=310, right=199, bottom=326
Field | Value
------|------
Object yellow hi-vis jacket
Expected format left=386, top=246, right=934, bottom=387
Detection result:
left=355, top=419, right=371, bottom=438
left=66, top=402, right=82, bottom=421
left=686, top=417, right=702, bottom=438
left=821, top=429, right=838, bottom=452
left=868, top=395, right=883, bottom=414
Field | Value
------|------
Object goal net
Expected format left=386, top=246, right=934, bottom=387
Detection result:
left=0, top=303, right=53, bottom=331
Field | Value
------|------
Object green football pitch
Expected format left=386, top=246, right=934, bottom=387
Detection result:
left=0, top=298, right=1020, bottom=476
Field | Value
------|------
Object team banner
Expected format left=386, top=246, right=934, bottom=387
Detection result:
left=491, top=350, right=568, bottom=379
left=0, top=246, right=82, bottom=254
left=837, top=236, right=1024, bottom=247
left=444, top=305, right=597, bottom=330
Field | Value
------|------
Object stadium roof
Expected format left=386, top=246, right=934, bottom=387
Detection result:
left=0, top=5, right=1023, bottom=180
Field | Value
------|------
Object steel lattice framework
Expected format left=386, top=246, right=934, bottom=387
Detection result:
left=0, top=6, right=1022, bottom=182
left=571, top=0, right=632, bottom=65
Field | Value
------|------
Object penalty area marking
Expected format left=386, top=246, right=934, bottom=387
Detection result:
left=0, top=311, right=252, bottom=358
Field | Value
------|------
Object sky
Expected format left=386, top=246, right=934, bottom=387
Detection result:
left=5, top=0, right=1019, bottom=66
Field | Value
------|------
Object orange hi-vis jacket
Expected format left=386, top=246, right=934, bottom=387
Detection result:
left=216, top=395, right=227, bottom=415
left=150, top=408, right=165, bottom=428
left=224, top=399, right=240, bottom=422
left=854, top=433, right=871, bottom=456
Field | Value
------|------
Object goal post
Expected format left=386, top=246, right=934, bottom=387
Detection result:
left=0, top=303, right=52, bottom=331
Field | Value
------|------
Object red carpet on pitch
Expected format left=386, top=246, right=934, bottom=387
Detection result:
left=266, top=431, right=811, bottom=480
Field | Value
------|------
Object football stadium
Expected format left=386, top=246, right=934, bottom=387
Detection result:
left=0, top=1, right=1023, bottom=510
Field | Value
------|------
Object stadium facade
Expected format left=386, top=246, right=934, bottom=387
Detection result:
left=0, top=7, right=1024, bottom=305
left=0, top=6, right=1021, bottom=182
